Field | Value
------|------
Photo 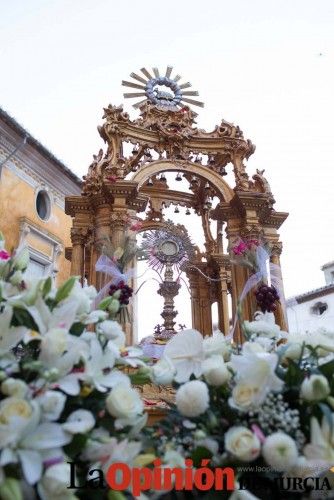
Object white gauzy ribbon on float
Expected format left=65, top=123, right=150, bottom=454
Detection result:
left=94, top=254, right=135, bottom=307
left=229, top=246, right=287, bottom=338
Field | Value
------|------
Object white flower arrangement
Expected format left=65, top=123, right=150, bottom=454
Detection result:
left=2, top=233, right=334, bottom=499
left=144, top=318, right=334, bottom=498
left=0, top=234, right=150, bottom=499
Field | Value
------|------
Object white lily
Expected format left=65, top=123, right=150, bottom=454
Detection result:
left=26, top=297, right=78, bottom=335
left=63, top=409, right=95, bottom=434
left=79, top=337, right=128, bottom=392
left=0, top=304, right=28, bottom=354
left=81, top=432, right=141, bottom=474
left=118, top=346, right=147, bottom=367
left=38, top=329, right=88, bottom=395
left=304, top=415, right=334, bottom=463
left=164, top=329, right=204, bottom=383
left=203, top=331, right=231, bottom=361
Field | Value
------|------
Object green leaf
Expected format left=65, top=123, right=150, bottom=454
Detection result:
left=107, top=491, right=126, bottom=500
left=318, top=359, right=334, bottom=379
left=284, top=359, right=304, bottom=387
left=12, top=308, right=38, bottom=330
left=70, top=322, right=86, bottom=336
left=0, top=477, right=22, bottom=500
left=42, top=277, right=52, bottom=298
left=64, top=433, right=88, bottom=458
left=55, top=276, right=77, bottom=303
left=129, top=371, right=151, bottom=385
left=191, top=446, right=213, bottom=468
left=98, top=296, right=113, bottom=310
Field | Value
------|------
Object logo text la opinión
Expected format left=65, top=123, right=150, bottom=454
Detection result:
left=67, top=459, right=235, bottom=496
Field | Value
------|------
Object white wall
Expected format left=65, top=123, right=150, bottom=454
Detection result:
left=287, top=292, right=334, bottom=333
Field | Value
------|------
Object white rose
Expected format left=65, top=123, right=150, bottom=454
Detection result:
left=36, top=390, right=66, bottom=421
left=0, top=396, right=33, bottom=422
left=151, top=356, right=176, bottom=385
left=262, top=432, right=298, bottom=471
left=242, top=342, right=266, bottom=354
left=63, top=409, right=95, bottom=433
left=1, top=378, right=28, bottom=398
left=244, top=318, right=281, bottom=339
left=300, top=374, right=330, bottom=402
left=225, top=426, right=260, bottom=462
left=203, top=332, right=231, bottom=361
left=106, top=383, right=143, bottom=421
left=38, top=463, right=77, bottom=500
left=229, top=382, right=261, bottom=411
left=255, top=336, right=275, bottom=352
left=202, top=355, right=231, bottom=386
left=175, top=380, right=209, bottom=418
left=284, top=342, right=304, bottom=361
left=41, top=329, right=68, bottom=357
left=97, top=320, right=125, bottom=347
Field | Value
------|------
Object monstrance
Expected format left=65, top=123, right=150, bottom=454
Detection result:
left=139, top=223, right=195, bottom=347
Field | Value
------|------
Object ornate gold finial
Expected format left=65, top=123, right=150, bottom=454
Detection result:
left=122, top=66, right=204, bottom=109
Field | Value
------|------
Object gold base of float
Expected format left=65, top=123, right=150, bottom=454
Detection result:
left=136, top=383, right=175, bottom=425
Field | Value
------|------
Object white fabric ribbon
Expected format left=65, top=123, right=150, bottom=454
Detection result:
left=230, top=246, right=287, bottom=337
left=94, top=255, right=135, bottom=307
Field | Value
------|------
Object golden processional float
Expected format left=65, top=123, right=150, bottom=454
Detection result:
left=65, top=66, right=288, bottom=359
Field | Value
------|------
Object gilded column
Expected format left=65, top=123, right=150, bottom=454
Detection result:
left=216, top=256, right=231, bottom=335
left=198, top=274, right=213, bottom=336
left=70, top=227, right=85, bottom=281
left=186, top=268, right=201, bottom=332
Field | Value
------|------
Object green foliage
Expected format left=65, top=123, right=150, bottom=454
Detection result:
left=54, top=276, right=77, bottom=304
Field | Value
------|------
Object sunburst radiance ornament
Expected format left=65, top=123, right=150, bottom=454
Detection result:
left=140, top=223, right=195, bottom=275
left=122, top=66, right=204, bottom=109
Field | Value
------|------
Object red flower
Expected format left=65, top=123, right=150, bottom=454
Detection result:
left=107, top=175, right=117, bottom=183
left=0, top=250, right=10, bottom=260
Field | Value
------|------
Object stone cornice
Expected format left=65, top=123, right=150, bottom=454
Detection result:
left=65, top=196, right=91, bottom=216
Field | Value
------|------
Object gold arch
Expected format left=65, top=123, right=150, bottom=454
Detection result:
left=131, top=160, right=234, bottom=202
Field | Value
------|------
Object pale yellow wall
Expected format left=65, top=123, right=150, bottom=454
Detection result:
left=0, top=167, right=72, bottom=285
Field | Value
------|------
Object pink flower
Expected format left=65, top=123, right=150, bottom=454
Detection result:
left=129, top=221, right=143, bottom=232
left=251, top=423, right=266, bottom=444
left=232, top=242, right=247, bottom=255
left=247, top=239, right=260, bottom=249
left=106, top=175, right=117, bottom=183
left=0, top=250, right=10, bottom=260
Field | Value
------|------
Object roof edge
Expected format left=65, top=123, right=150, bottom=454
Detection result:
left=0, top=106, right=82, bottom=187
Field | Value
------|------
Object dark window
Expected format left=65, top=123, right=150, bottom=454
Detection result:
left=36, top=190, right=51, bottom=220
left=310, top=302, right=328, bottom=316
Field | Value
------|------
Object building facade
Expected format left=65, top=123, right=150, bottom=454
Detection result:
left=287, top=261, right=334, bottom=333
left=0, top=107, right=81, bottom=284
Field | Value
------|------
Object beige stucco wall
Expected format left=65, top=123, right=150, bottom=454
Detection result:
left=0, top=166, right=72, bottom=285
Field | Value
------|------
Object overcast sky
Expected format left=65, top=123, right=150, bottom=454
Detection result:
left=1, top=0, right=334, bottom=337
